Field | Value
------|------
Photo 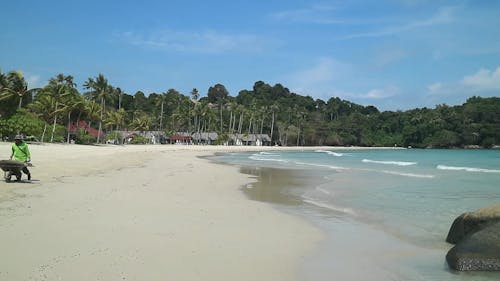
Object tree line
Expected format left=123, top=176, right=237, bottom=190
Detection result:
left=1, top=69, right=499, bottom=147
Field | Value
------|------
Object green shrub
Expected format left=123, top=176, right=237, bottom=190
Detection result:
left=0, top=109, right=46, bottom=140
left=75, top=128, right=97, bottom=144
left=130, top=135, right=148, bottom=144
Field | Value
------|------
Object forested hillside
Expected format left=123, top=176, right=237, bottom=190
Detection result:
left=1, top=70, right=499, bottom=147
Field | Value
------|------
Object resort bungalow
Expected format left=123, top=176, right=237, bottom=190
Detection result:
left=167, top=132, right=192, bottom=145
left=229, top=134, right=271, bottom=146
left=110, top=130, right=166, bottom=144
left=192, top=132, right=218, bottom=145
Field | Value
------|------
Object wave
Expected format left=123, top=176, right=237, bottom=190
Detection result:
left=437, top=165, right=500, bottom=173
left=380, top=170, right=435, bottom=179
left=315, top=150, right=343, bottom=157
left=248, top=155, right=288, bottom=163
left=303, top=197, right=356, bottom=215
left=362, top=159, right=417, bottom=166
left=258, top=151, right=280, bottom=156
left=294, top=161, right=347, bottom=171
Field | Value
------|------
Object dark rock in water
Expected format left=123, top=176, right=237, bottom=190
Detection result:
left=446, top=222, right=500, bottom=271
left=446, top=205, right=500, bottom=244
left=446, top=205, right=500, bottom=271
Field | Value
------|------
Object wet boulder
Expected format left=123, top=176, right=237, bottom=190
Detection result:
left=446, top=205, right=500, bottom=271
left=446, top=205, right=500, bottom=243
left=446, top=222, right=500, bottom=270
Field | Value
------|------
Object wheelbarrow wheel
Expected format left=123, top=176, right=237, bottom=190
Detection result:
left=5, top=171, right=12, bottom=182
left=15, top=171, right=22, bottom=182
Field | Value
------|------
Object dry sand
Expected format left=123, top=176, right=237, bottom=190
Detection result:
left=0, top=143, right=327, bottom=281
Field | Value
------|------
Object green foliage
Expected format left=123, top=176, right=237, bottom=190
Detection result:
left=207, top=84, right=229, bottom=103
left=74, top=128, right=96, bottom=145
left=106, top=131, right=123, bottom=143
left=0, top=109, right=46, bottom=140
left=130, top=135, right=148, bottom=144
left=1, top=68, right=499, bottom=148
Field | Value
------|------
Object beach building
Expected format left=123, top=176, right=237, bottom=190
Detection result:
left=228, top=133, right=271, bottom=146
left=112, top=130, right=166, bottom=144
left=192, top=132, right=218, bottom=145
left=167, top=132, right=192, bottom=144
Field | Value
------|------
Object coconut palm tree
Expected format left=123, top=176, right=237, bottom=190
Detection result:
left=105, top=108, right=126, bottom=131
left=41, top=74, right=80, bottom=142
left=43, top=84, right=73, bottom=142
left=130, top=112, right=152, bottom=132
left=155, top=92, right=168, bottom=131
left=28, top=94, right=56, bottom=142
left=83, top=74, right=111, bottom=143
left=62, top=91, right=85, bottom=143
left=269, top=103, right=279, bottom=144
left=0, top=70, right=38, bottom=109
left=114, top=87, right=124, bottom=110
left=190, top=88, right=199, bottom=101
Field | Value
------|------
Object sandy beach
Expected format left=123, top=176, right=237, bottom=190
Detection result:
left=0, top=143, right=327, bottom=281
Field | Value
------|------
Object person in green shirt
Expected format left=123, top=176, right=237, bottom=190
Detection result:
left=10, top=134, right=31, bottom=180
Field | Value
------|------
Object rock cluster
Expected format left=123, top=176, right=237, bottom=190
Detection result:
left=446, top=205, right=500, bottom=271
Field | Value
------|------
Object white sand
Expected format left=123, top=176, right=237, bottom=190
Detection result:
left=0, top=143, right=327, bottom=281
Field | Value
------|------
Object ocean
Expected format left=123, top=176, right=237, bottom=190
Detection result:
left=211, top=148, right=500, bottom=281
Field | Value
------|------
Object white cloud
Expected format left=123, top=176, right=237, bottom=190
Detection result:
left=461, top=67, right=500, bottom=90
left=294, top=57, right=337, bottom=83
left=343, top=6, right=455, bottom=39
left=285, top=57, right=352, bottom=97
left=271, top=4, right=347, bottom=24
left=285, top=58, right=400, bottom=103
left=363, top=86, right=399, bottom=99
left=427, top=82, right=443, bottom=94
left=117, top=29, right=270, bottom=54
left=374, top=48, right=407, bottom=66
left=25, top=73, right=42, bottom=88
left=425, top=66, right=500, bottom=103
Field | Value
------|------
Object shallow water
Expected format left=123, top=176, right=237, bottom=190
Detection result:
left=213, top=149, right=500, bottom=281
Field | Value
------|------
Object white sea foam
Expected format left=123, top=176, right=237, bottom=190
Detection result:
left=258, top=152, right=280, bottom=156
left=315, top=150, right=344, bottom=157
left=294, top=161, right=347, bottom=171
left=437, top=165, right=500, bottom=173
left=316, top=187, right=333, bottom=195
left=362, top=159, right=417, bottom=166
left=380, top=170, right=435, bottom=178
left=248, top=155, right=288, bottom=163
left=303, top=198, right=356, bottom=215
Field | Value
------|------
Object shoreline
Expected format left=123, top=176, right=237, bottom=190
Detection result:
left=0, top=143, right=328, bottom=281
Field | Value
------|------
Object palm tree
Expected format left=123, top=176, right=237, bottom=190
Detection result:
left=29, top=94, right=56, bottom=142
left=83, top=74, right=111, bottom=143
left=114, top=87, right=124, bottom=110
left=0, top=70, right=38, bottom=109
left=83, top=99, right=101, bottom=129
left=62, top=91, right=85, bottom=143
left=269, top=103, right=279, bottom=145
left=105, top=108, right=126, bottom=131
left=190, top=88, right=199, bottom=101
left=49, top=74, right=80, bottom=142
left=226, top=101, right=238, bottom=135
left=130, top=113, right=152, bottom=132
left=44, top=84, right=72, bottom=142
left=155, top=92, right=168, bottom=131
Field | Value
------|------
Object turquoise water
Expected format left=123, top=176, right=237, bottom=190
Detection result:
left=213, top=149, right=500, bottom=281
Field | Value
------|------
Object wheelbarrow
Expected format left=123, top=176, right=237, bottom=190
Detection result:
left=0, top=160, right=31, bottom=182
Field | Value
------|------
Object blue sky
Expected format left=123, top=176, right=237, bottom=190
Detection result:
left=1, top=0, right=499, bottom=110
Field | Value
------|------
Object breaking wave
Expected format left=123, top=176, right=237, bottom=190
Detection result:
left=437, top=165, right=500, bottom=173
left=362, top=159, right=417, bottom=166
left=315, top=150, right=344, bottom=157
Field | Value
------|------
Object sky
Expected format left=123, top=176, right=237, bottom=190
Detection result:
left=1, top=0, right=500, bottom=110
